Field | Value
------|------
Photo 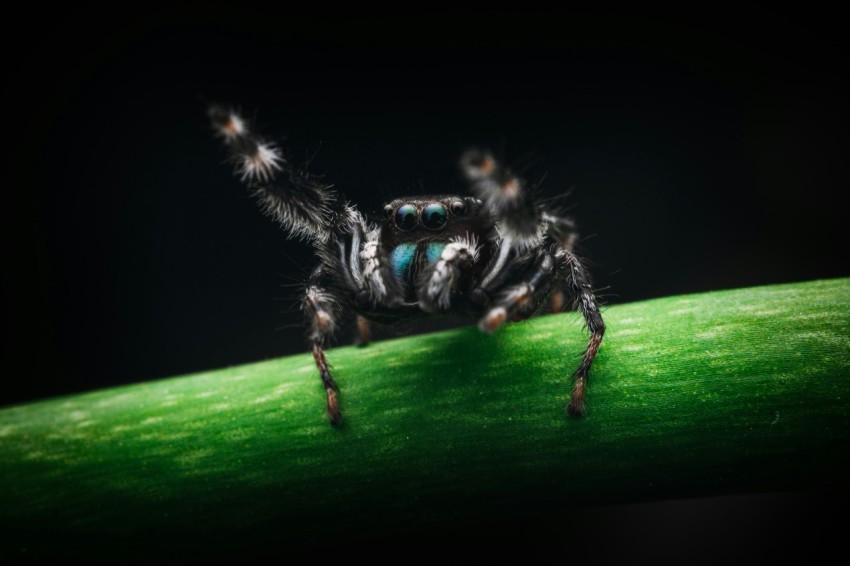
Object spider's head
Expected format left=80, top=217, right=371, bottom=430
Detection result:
left=380, top=196, right=489, bottom=285
left=381, top=196, right=484, bottom=239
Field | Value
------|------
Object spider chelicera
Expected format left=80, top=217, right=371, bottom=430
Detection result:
left=208, top=105, right=605, bottom=426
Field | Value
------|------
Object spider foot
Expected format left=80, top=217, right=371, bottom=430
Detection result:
left=326, top=388, right=343, bottom=426
left=566, top=401, right=585, bottom=417
left=567, top=377, right=586, bottom=417
left=353, top=315, right=372, bottom=347
left=479, top=307, right=507, bottom=334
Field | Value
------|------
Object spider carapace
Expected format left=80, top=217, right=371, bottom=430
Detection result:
left=209, top=105, right=605, bottom=426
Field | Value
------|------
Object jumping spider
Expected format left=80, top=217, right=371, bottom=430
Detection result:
left=208, top=105, right=605, bottom=425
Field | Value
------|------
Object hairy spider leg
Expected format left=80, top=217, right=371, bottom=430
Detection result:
left=460, top=149, right=542, bottom=306
left=353, top=315, right=372, bottom=347
left=210, top=105, right=364, bottom=425
left=460, top=149, right=540, bottom=247
left=208, top=105, right=351, bottom=242
left=478, top=249, right=558, bottom=333
left=461, top=152, right=605, bottom=417
left=303, top=270, right=344, bottom=425
left=359, top=229, right=405, bottom=308
left=554, top=247, right=605, bottom=416
left=542, top=213, right=579, bottom=313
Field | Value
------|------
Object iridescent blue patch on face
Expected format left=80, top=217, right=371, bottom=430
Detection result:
left=391, top=243, right=417, bottom=279
left=425, top=242, right=446, bottom=264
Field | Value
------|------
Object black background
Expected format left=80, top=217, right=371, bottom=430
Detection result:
left=3, top=8, right=847, bottom=555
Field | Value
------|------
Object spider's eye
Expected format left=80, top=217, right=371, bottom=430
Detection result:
left=450, top=200, right=466, bottom=216
left=421, top=203, right=448, bottom=230
left=395, top=204, right=418, bottom=231
left=383, top=204, right=393, bottom=218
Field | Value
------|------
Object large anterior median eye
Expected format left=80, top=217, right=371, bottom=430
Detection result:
left=421, top=203, right=447, bottom=230
left=394, top=204, right=418, bottom=231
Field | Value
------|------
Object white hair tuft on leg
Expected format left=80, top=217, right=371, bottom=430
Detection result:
left=238, top=143, right=284, bottom=182
left=209, top=103, right=353, bottom=245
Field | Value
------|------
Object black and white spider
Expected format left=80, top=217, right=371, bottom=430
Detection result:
left=208, top=105, right=605, bottom=426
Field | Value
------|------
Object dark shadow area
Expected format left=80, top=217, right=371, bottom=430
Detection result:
left=5, top=490, right=846, bottom=559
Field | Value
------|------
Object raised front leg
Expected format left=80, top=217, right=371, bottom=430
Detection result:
left=460, top=149, right=540, bottom=247
left=459, top=149, right=542, bottom=304
left=208, top=104, right=352, bottom=242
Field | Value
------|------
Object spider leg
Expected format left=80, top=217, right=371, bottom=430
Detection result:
left=359, top=227, right=405, bottom=308
left=542, top=212, right=578, bottom=313
left=303, top=269, right=344, bottom=426
left=542, top=212, right=578, bottom=252
left=460, top=149, right=540, bottom=247
left=418, top=234, right=482, bottom=312
left=353, top=315, right=372, bottom=347
left=305, top=219, right=398, bottom=425
left=478, top=250, right=557, bottom=332
left=208, top=105, right=353, bottom=243
left=460, top=149, right=543, bottom=305
left=461, top=148, right=605, bottom=416
left=554, top=247, right=605, bottom=417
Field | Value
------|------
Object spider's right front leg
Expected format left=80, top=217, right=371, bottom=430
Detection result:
left=303, top=269, right=344, bottom=426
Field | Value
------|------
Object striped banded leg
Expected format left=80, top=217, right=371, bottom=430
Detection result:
left=478, top=250, right=557, bottom=333
left=208, top=105, right=352, bottom=242
left=360, top=230, right=405, bottom=308
left=303, top=274, right=343, bottom=426
left=554, top=248, right=605, bottom=417
left=542, top=212, right=579, bottom=313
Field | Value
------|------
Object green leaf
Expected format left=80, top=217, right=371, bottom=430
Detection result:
left=2, top=278, right=848, bottom=555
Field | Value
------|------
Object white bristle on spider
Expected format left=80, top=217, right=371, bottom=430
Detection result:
left=449, top=233, right=481, bottom=263
left=423, top=234, right=482, bottom=310
left=361, top=240, right=389, bottom=298
left=219, top=112, right=246, bottom=139
left=239, top=143, right=284, bottom=182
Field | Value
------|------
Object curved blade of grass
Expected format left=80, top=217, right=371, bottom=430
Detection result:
left=1, top=278, right=848, bottom=555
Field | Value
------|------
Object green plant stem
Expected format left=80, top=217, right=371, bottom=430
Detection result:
left=2, top=279, right=849, bottom=553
